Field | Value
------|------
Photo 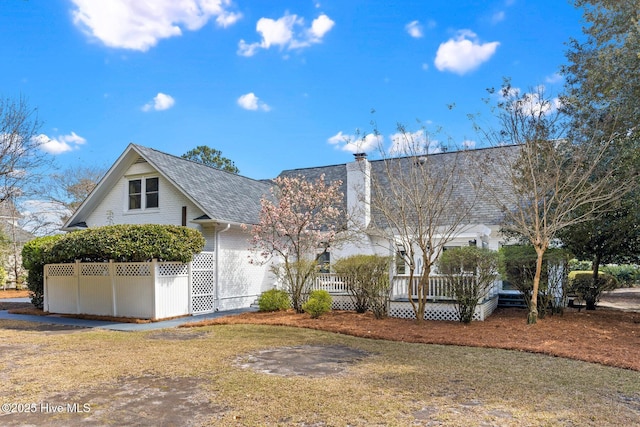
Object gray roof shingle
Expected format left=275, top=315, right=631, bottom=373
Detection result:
left=134, top=145, right=273, bottom=225
left=278, top=146, right=518, bottom=229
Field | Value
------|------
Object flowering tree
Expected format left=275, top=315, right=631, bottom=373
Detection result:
left=249, top=174, right=344, bottom=312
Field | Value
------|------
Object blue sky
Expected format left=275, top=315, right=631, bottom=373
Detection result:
left=1, top=0, right=584, bottom=180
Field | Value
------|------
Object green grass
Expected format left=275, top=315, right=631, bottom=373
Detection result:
left=1, top=321, right=638, bottom=426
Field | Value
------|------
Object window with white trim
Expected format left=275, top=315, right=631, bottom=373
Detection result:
left=317, top=250, right=330, bottom=273
left=128, top=177, right=159, bottom=210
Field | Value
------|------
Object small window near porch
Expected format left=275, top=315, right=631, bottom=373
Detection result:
left=318, top=251, right=330, bottom=273
left=396, top=250, right=406, bottom=275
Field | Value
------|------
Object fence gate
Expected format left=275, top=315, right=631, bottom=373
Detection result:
left=190, top=252, right=216, bottom=314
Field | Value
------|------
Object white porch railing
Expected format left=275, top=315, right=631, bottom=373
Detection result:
left=311, top=273, right=500, bottom=302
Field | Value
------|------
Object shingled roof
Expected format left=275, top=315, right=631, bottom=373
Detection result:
left=63, top=144, right=275, bottom=230
left=132, top=145, right=273, bottom=225
left=278, top=145, right=518, bottom=229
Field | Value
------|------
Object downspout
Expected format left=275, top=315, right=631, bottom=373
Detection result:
left=215, top=223, right=231, bottom=311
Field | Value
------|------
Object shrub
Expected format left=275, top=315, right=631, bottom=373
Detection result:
left=438, top=247, right=499, bottom=323
left=302, top=290, right=332, bottom=318
left=22, top=234, right=65, bottom=308
left=47, top=224, right=205, bottom=263
left=257, top=289, right=290, bottom=312
left=333, top=254, right=391, bottom=317
left=569, top=259, right=592, bottom=272
left=0, top=266, right=6, bottom=289
left=568, top=271, right=617, bottom=310
left=600, top=264, right=640, bottom=287
left=499, top=246, right=571, bottom=318
left=270, top=259, right=318, bottom=313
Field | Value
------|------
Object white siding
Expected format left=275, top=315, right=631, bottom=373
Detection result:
left=85, top=164, right=210, bottom=245
left=217, top=228, right=274, bottom=310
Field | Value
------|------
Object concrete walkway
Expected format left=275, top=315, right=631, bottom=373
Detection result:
left=0, top=298, right=255, bottom=331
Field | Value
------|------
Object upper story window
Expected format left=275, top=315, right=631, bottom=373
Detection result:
left=128, top=177, right=159, bottom=210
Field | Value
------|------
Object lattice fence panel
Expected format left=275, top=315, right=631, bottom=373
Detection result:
left=192, top=252, right=214, bottom=270
left=331, top=296, right=354, bottom=311
left=190, top=252, right=215, bottom=314
left=116, top=264, right=151, bottom=277
left=47, top=264, right=75, bottom=277
left=81, top=264, right=110, bottom=277
left=192, top=283, right=213, bottom=297
left=158, top=263, right=188, bottom=277
left=192, top=295, right=214, bottom=314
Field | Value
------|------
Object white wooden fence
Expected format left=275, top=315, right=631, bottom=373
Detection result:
left=44, top=253, right=216, bottom=320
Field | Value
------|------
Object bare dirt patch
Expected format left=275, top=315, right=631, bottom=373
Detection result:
left=0, top=375, right=226, bottom=427
left=236, top=344, right=370, bottom=377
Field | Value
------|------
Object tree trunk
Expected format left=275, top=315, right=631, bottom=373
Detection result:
left=587, top=254, right=602, bottom=311
left=528, top=247, right=545, bottom=324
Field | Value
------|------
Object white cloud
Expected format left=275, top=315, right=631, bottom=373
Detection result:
left=500, top=85, right=562, bottom=116
left=142, top=93, right=175, bottom=112
left=405, top=20, right=423, bottom=38
left=389, top=130, right=442, bottom=155
left=35, top=131, right=87, bottom=155
left=328, top=131, right=380, bottom=154
left=462, top=139, right=476, bottom=149
left=238, top=13, right=334, bottom=57
left=70, top=0, right=242, bottom=51
left=434, top=30, right=499, bottom=75
left=491, top=11, right=506, bottom=24
left=237, top=93, right=271, bottom=111
left=545, top=72, right=563, bottom=84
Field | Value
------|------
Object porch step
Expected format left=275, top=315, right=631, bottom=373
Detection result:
left=498, top=291, right=527, bottom=308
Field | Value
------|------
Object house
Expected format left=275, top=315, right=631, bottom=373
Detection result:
left=60, top=144, right=276, bottom=315
left=52, top=143, right=513, bottom=320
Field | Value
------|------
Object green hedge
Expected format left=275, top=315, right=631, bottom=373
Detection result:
left=22, top=225, right=205, bottom=309
left=22, top=234, right=65, bottom=308
left=46, top=224, right=204, bottom=264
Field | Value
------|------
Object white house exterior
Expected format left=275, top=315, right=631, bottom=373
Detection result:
left=59, top=144, right=276, bottom=316
left=52, top=143, right=514, bottom=321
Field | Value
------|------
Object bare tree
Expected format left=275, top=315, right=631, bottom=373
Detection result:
left=478, top=84, right=638, bottom=324
left=0, top=96, right=46, bottom=204
left=0, top=96, right=47, bottom=279
left=48, top=165, right=106, bottom=222
left=366, top=125, right=480, bottom=323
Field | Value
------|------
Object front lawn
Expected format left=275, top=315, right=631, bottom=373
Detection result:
left=0, top=320, right=638, bottom=426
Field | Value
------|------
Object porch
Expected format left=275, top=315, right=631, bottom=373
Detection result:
left=310, top=273, right=501, bottom=321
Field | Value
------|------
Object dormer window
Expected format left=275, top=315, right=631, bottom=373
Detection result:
left=128, top=177, right=159, bottom=210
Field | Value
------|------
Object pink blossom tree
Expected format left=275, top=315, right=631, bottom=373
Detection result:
left=248, top=174, right=345, bottom=312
